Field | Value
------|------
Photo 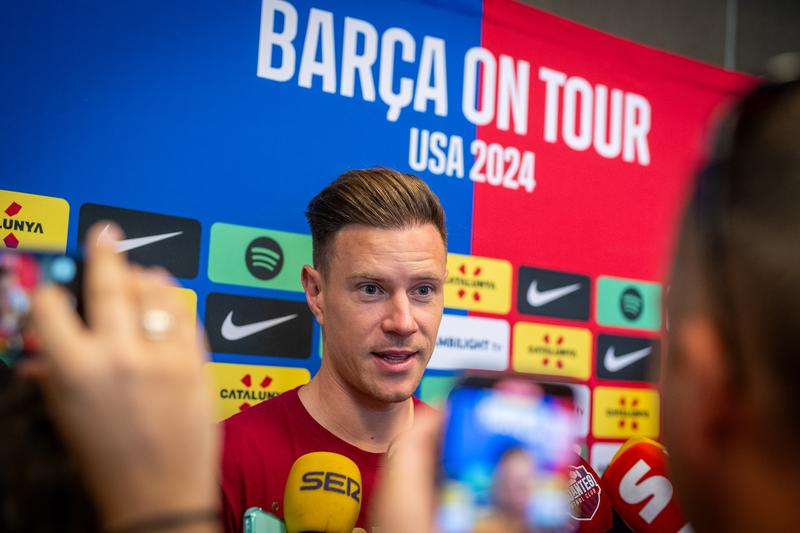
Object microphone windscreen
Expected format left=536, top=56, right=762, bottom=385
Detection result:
left=283, top=451, right=362, bottom=533
left=602, top=437, right=690, bottom=533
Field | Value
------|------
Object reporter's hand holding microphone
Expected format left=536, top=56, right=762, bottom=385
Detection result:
left=23, top=222, right=220, bottom=533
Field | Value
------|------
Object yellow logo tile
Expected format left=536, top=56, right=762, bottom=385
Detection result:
left=172, top=287, right=197, bottom=326
left=444, top=253, right=512, bottom=314
left=206, top=363, right=310, bottom=422
left=0, top=190, right=69, bottom=252
left=592, top=386, right=660, bottom=439
left=512, top=322, right=591, bottom=379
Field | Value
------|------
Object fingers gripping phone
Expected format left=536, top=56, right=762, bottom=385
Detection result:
left=0, top=251, right=82, bottom=367
left=439, top=375, right=576, bottom=533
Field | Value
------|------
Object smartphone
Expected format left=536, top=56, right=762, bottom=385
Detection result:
left=243, top=507, right=287, bottom=533
left=439, top=374, right=577, bottom=533
left=0, top=250, right=82, bottom=367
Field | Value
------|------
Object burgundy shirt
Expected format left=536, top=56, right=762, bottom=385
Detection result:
left=221, top=386, right=428, bottom=533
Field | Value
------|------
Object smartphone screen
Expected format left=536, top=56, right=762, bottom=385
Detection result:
left=0, top=250, right=81, bottom=367
left=439, top=375, right=576, bottom=533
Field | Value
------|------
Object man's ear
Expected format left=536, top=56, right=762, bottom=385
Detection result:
left=672, top=315, right=736, bottom=464
left=302, top=265, right=325, bottom=326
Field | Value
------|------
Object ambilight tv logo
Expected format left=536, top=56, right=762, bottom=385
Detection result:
left=208, top=223, right=312, bottom=292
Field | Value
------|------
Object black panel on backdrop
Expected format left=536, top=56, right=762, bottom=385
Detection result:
left=205, top=292, right=313, bottom=358
left=78, top=203, right=201, bottom=279
left=596, top=333, right=660, bottom=382
left=517, top=266, right=591, bottom=321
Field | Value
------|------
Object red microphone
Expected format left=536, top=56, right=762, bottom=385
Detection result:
left=567, top=452, right=613, bottom=532
left=602, top=437, right=691, bottom=533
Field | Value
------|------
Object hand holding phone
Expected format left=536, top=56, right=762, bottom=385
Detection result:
left=376, top=375, right=577, bottom=533
left=11, top=223, right=219, bottom=532
left=0, top=251, right=81, bottom=366
left=439, top=375, right=576, bottom=533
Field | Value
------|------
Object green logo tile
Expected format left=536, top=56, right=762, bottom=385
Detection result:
left=208, top=223, right=311, bottom=293
left=418, top=375, right=458, bottom=409
left=596, top=276, right=662, bottom=331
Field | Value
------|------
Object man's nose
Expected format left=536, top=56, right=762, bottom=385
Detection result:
left=382, top=292, right=418, bottom=336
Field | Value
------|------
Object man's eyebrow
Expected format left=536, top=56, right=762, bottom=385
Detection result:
left=347, top=272, right=388, bottom=283
left=410, top=274, right=445, bottom=283
left=346, top=272, right=445, bottom=283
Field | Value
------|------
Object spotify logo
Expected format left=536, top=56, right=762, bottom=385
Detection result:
left=596, top=276, right=661, bottom=332
left=619, top=287, right=644, bottom=320
left=246, top=237, right=284, bottom=280
left=208, top=223, right=311, bottom=293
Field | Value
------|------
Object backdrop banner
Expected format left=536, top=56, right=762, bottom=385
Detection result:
left=2, top=0, right=753, bottom=457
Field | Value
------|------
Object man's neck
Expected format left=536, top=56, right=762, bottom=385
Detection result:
left=298, top=371, right=414, bottom=454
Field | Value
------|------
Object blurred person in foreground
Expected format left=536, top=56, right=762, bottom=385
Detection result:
left=377, top=67, right=800, bottom=533
left=660, top=63, right=800, bottom=532
left=17, top=223, right=220, bottom=533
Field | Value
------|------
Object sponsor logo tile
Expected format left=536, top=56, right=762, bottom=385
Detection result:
left=512, top=322, right=592, bottom=380
left=444, top=253, right=512, bottom=314
left=206, top=362, right=309, bottom=421
left=205, top=293, right=313, bottom=358
left=417, top=375, right=458, bottom=410
left=173, top=287, right=197, bottom=326
left=0, top=190, right=69, bottom=252
left=596, top=276, right=662, bottom=331
left=564, top=383, right=590, bottom=438
left=208, top=222, right=311, bottom=293
left=590, top=442, right=623, bottom=477
left=592, top=386, right=659, bottom=439
left=517, top=266, right=590, bottom=321
left=596, top=333, right=660, bottom=382
left=429, top=314, right=509, bottom=371
left=78, top=203, right=201, bottom=279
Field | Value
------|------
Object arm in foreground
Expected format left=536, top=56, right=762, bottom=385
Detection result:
left=24, top=223, right=220, bottom=533
left=373, top=408, right=441, bottom=533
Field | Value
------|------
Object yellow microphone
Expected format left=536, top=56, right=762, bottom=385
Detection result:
left=283, top=451, right=362, bottom=533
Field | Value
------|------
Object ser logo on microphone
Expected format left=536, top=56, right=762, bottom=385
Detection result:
left=300, top=471, right=361, bottom=503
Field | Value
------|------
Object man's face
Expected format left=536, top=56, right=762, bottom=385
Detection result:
left=312, top=224, right=447, bottom=404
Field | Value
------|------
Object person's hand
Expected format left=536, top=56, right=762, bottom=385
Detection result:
left=374, top=408, right=442, bottom=533
left=374, top=408, right=532, bottom=533
left=23, top=222, right=219, bottom=532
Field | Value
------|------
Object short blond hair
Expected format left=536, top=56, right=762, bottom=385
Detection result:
left=305, top=168, right=446, bottom=272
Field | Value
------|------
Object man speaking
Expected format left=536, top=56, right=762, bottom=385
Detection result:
left=220, top=168, right=447, bottom=532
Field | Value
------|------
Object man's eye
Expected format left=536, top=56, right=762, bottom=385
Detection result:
left=362, top=284, right=379, bottom=295
left=417, top=285, right=433, bottom=296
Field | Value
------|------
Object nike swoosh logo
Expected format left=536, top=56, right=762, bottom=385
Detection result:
left=604, top=346, right=652, bottom=372
left=526, top=281, right=581, bottom=307
left=98, top=224, right=184, bottom=253
left=220, top=311, right=298, bottom=341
